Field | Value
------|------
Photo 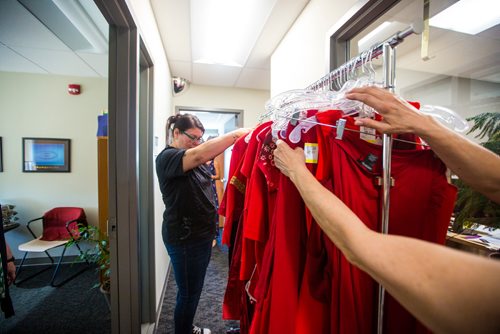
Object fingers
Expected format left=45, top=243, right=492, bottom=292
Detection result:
left=275, top=139, right=289, bottom=150
left=7, top=270, right=15, bottom=285
left=274, top=140, right=306, bottom=178
left=355, top=117, right=391, bottom=134
left=273, top=139, right=289, bottom=165
left=346, top=87, right=389, bottom=113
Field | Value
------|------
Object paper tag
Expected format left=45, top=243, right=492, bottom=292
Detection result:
left=360, top=126, right=382, bottom=145
left=359, top=104, right=382, bottom=145
left=304, top=143, right=318, bottom=163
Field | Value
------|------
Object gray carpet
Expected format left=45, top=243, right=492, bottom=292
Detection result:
left=0, top=263, right=111, bottom=333
left=157, top=244, right=240, bottom=334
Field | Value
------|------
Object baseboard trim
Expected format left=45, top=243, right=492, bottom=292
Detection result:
left=14, top=255, right=82, bottom=266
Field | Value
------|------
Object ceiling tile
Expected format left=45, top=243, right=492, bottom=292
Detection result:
left=77, top=52, right=108, bottom=77
left=236, top=68, right=270, bottom=90
left=246, top=0, right=310, bottom=70
left=0, top=0, right=69, bottom=51
left=193, top=63, right=242, bottom=87
left=169, top=60, right=192, bottom=81
left=151, top=0, right=191, bottom=62
left=0, top=44, right=47, bottom=74
left=11, top=46, right=99, bottom=77
left=153, top=0, right=309, bottom=90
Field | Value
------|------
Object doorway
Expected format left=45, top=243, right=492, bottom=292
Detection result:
left=175, top=106, right=243, bottom=188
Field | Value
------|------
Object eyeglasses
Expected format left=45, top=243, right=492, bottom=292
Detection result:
left=181, top=130, right=204, bottom=143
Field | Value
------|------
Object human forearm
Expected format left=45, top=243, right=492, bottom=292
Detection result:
left=287, top=164, right=371, bottom=264
left=183, top=128, right=249, bottom=171
left=274, top=140, right=370, bottom=260
left=290, top=164, right=500, bottom=334
left=416, top=117, right=500, bottom=203
left=274, top=139, right=500, bottom=334
left=347, top=86, right=500, bottom=203
left=5, top=243, right=16, bottom=285
left=360, top=233, right=500, bottom=334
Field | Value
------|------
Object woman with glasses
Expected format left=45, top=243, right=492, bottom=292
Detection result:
left=156, top=113, right=250, bottom=334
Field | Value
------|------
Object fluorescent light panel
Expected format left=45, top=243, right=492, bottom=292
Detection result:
left=190, top=0, right=277, bottom=67
left=430, top=0, right=500, bottom=35
left=357, top=21, right=408, bottom=53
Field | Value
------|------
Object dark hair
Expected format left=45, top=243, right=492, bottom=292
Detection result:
left=166, top=113, right=205, bottom=143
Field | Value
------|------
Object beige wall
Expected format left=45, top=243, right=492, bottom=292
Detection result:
left=173, top=84, right=270, bottom=127
left=0, top=71, right=107, bottom=258
left=270, top=0, right=359, bottom=95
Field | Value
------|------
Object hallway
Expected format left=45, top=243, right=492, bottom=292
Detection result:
left=157, top=244, right=239, bottom=333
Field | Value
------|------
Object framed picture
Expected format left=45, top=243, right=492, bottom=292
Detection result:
left=22, top=138, right=71, bottom=172
left=0, top=137, right=3, bottom=172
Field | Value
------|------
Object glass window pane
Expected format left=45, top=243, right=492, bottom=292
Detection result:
left=348, top=0, right=500, bottom=127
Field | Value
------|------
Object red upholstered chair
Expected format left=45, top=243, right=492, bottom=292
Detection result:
left=15, top=207, right=90, bottom=287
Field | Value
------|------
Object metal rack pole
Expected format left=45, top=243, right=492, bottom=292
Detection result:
left=305, top=24, right=421, bottom=334
left=307, top=23, right=421, bottom=90
left=377, top=41, right=396, bottom=334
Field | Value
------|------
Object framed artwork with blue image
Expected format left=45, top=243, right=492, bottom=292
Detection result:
left=22, top=138, right=70, bottom=172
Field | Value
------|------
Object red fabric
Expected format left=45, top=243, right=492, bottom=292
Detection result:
left=225, top=106, right=455, bottom=333
left=312, top=110, right=456, bottom=333
left=40, top=207, right=87, bottom=241
left=263, top=115, right=318, bottom=333
left=240, top=125, right=276, bottom=281
left=220, top=122, right=272, bottom=247
left=239, top=126, right=267, bottom=281
left=220, top=135, right=249, bottom=246
left=223, top=215, right=246, bottom=320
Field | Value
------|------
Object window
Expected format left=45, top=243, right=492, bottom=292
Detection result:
left=345, top=0, right=500, bottom=128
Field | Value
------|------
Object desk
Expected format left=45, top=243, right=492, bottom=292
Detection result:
left=2, top=223, right=19, bottom=233
left=446, top=231, right=499, bottom=257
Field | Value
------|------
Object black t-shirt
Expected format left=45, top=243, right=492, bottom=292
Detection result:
left=156, top=146, right=217, bottom=245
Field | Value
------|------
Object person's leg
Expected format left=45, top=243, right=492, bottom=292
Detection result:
left=167, top=239, right=212, bottom=334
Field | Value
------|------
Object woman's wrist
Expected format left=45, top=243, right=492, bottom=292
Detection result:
left=228, top=130, right=240, bottom=143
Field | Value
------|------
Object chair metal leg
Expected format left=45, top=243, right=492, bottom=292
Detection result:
left=15, top=245, right=90, bottom=287
left=14, top=252, right=54, bottom=286
left=50, top=245, right=91, bottom=287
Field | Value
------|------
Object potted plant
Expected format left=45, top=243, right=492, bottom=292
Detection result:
left=452, top=112, right=500, bottom=232
left=70, top=224, right=110, bottom=294
left=1, top=204, right=19, bottom=225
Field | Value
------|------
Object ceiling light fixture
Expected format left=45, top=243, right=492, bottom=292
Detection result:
left=52, top=0, right=108, bottom=53
left=429, top=0, right=500, bottom=35
left=190, top=0, right=277, bottom=67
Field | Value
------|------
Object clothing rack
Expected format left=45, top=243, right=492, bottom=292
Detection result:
left=308, top=23, right=422, bottom=334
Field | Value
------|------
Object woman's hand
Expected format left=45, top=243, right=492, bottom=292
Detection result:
left=346, top=86, right=435, bottom=135
left=6, top=261, right=16, bottom=285
left=273, top=139, right=307, bottom=180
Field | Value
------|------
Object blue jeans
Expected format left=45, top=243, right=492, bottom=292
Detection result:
left=166, top=238, right=212, bottom=334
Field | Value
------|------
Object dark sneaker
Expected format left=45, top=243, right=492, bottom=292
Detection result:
left=192, top=325, right=211, bottom=334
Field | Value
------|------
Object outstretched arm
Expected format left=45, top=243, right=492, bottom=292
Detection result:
left=273, top=140, right=500, bottom=334
left=182, top=128, right=250, bottom=172
left=346, top=86, right=500, bottom=203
